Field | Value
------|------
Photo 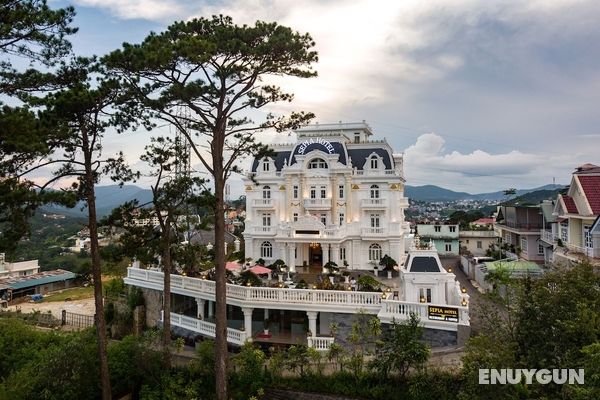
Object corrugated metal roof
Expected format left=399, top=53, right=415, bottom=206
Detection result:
left=0, top=269, right=76, bottom=290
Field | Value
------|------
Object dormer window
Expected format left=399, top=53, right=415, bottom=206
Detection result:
left=354, top=133, right=360, bottom=143
left=262, top=159, right=270, bottom=172
left=308, top=158, right=328, bottom=169
left=370, top=156, right=379, bottom=169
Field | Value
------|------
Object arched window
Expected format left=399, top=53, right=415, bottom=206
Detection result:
left=262, top=185, right=271, bottom=199
left=370, top=155, right=379, bottom=169
left=308, top=158, right=328, bottom=169
left=261, top=241, right=273, bottom=258
left=369, top=243, right=382, bottom=261
left=370, top=184, right=380, bottom=199
left=262, top=159, right=270, bottom=172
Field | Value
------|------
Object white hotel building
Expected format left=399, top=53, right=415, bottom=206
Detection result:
left=243, top=122, right=409, bottom=270
left=124, top=122, right=470, bottom=350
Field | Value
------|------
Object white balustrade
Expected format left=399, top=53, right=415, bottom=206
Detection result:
left=307, top=336, right=335, bottom=351
left=361, top=227, right=387, bottom=236
left=166, top=312, right=246, bottom=346
left=252, top=199, right=274, bottom=207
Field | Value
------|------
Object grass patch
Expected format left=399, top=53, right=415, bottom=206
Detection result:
left=41, top=286, right=94, bottom=302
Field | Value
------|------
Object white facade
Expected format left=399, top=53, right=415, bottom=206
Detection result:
left=0, top=253, right=40, bottom=278
left=243, top=122, right=409, bottom=270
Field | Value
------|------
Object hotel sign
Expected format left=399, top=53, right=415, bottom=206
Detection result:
left=428, top=305, right=459, bottom=323
left=297, top=137, right=335, bottom=155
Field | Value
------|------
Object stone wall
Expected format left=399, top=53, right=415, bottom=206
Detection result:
left=140, top=287, right=162, bottom=328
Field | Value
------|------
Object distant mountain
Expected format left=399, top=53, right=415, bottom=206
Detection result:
left=405, top=185, right=473, bottom=202
left=406, top=184, right=566, bottom=202
left=42, top=185, right=153, bottom=218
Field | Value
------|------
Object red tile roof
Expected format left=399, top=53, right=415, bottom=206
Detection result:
left=577, top=175, right=600, bottom=215
left=561, top=195, right=578, bottom=214
left=474, top=218, right=495, bottom=224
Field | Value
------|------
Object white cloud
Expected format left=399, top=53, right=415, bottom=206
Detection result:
left=73, top=0, right=187, bottom=21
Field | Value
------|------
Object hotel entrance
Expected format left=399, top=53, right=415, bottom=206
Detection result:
left=309, top=242, right=322, bottom=266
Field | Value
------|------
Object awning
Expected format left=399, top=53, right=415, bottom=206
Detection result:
left=249, top=266, right=272, bottom=275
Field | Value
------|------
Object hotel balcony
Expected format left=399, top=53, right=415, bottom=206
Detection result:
left=303, top=198, right=332, bottom=210
left=252, top=198, right=275, bottom=209
left=361, top=227, right=387, bottom=237
left=540, top=229, right=557, bottom=244
left=361, top=198, right=388, bottom=209
left=253, top=226, right=276, bottom=235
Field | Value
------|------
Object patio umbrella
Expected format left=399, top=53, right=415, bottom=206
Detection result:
left=249, top=265, right=272, bottom=275
left=225, top=262, right=243, bottom=271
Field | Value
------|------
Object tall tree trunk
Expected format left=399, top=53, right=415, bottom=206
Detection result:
left=213, top=156, right=228, bottom=400
left=82, top=132, right=112, bottom=400
left=162, top=222, right=172, bottom=368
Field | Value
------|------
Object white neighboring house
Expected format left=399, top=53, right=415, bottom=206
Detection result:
left=242, top=122, right=409, bottom=271
left=0, top=253, right=40, bottom=278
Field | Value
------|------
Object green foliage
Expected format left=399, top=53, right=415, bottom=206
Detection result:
left=348, top=311, right=382, bottom=379
left=237, top=270, right=263, bottom=287
left=232, top=343, right=266, bottom=397
left=379, top=254, right=398, bottom=271
left=357, top=275, right=380, bottom=292
left=286, top=345, right=310, bottom=376
left=127, top=286, right=145, bottom=309
left=370, top=313, right=430, bottom=380
left=104, top=277, right=126, bottom=298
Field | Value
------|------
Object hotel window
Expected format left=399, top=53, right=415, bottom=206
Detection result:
left=308, top=158, right=328, bottom=169
left=262, top=185, right=271, bottom=199
left=370, top=213, right=380, bottom=228
left=310, top=186, right=316, bottom=199
left=370, top=156, right=378, bottom=169
left=293, top=185, right=299, bottom=199
left=320, top=214, right=327, bottom=225
left=419, top=288, right=432, bottom=303
left=262, top=159, right=270, bottom=172
left=369, top=243, right=382, bottom=261
left=434, top=226, right=441, bottom=232
left=339, top=185, right=345, bottom=198
left=370, top=184, right=380, bottom=199
left=339, top=213, right=345, bottom=226
left=260, top=241, right=273, bottom=258
left=560, top=222, right=568, bottom=243
left=584, top=225, right=593, bottom=248
left=354, top=133, right=360, bottom=143
left=262, top=213, right=271, bottom=226
left=294, top=248, right=297, bottom=258
left=449, top=226, right=456, bottom=233
left=293, top=213, right=298, bottom=222
left=538, top=243, right=544, bottom=255
left=520, top=236, right=528, bottom=253
left=445, top=243, right=452, bottom=252
left=340, top=247, right=346, bottom=261
left=477, top=241, right=483, bottom=249
left=320, top=186, right=326, bottom=199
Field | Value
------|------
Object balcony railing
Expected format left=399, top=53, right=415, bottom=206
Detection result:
left=566, top=243, right=595, bottom=257
left=252, top=198, right=274, bottom=208
left=497, top=221, right=543, bottom=231
left=303, top=198, right=332, bottom=209
left=167, top=312, right=247, bottom=345
left=307, top=336, right=335, bottom=351
left=361, top=227, right=387, bottom=236
left=361, top=198, right=387, bottom=208
left=378, top=300, right=470, bottom=325
left=254, top=226, right=275, bottom=234
left=540, top=230, right=557, bottom=243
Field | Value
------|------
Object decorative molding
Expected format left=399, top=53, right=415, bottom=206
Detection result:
left=352, top=184, right=359, bottom=190
left=291, top=202, right=300, bottom=207
left=279, top=185, right=286, bottom=190
left=245, top=186, right=253, bottom=191
left=336, top=202, right=346, bottom=207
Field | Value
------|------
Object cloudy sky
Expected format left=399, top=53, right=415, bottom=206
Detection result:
left=50, top=0, right=600, bottom=195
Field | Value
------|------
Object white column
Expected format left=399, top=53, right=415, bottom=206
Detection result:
left=208, top=300, right=214, bottom=318
left=288, top=244, right=296, bottom=273
left=242, top=307, right=254, bottom=341
left=196, top=298, right=205, bottom=320
left=331, top=243, right=340, bottom=266
left=279, top=243, right=287, bottom=265
left=324, top=244, right=330, bottom=263
left=307, top=311, right=318, bottom=337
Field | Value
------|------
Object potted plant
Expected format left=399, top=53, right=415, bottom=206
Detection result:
left=379, top=254, right=398, bottom=279
left=342, top=269, right=351, bottom=284
left=371, top=261, right=378, bottom=276
left=323, top=261, right=338, bottom=275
